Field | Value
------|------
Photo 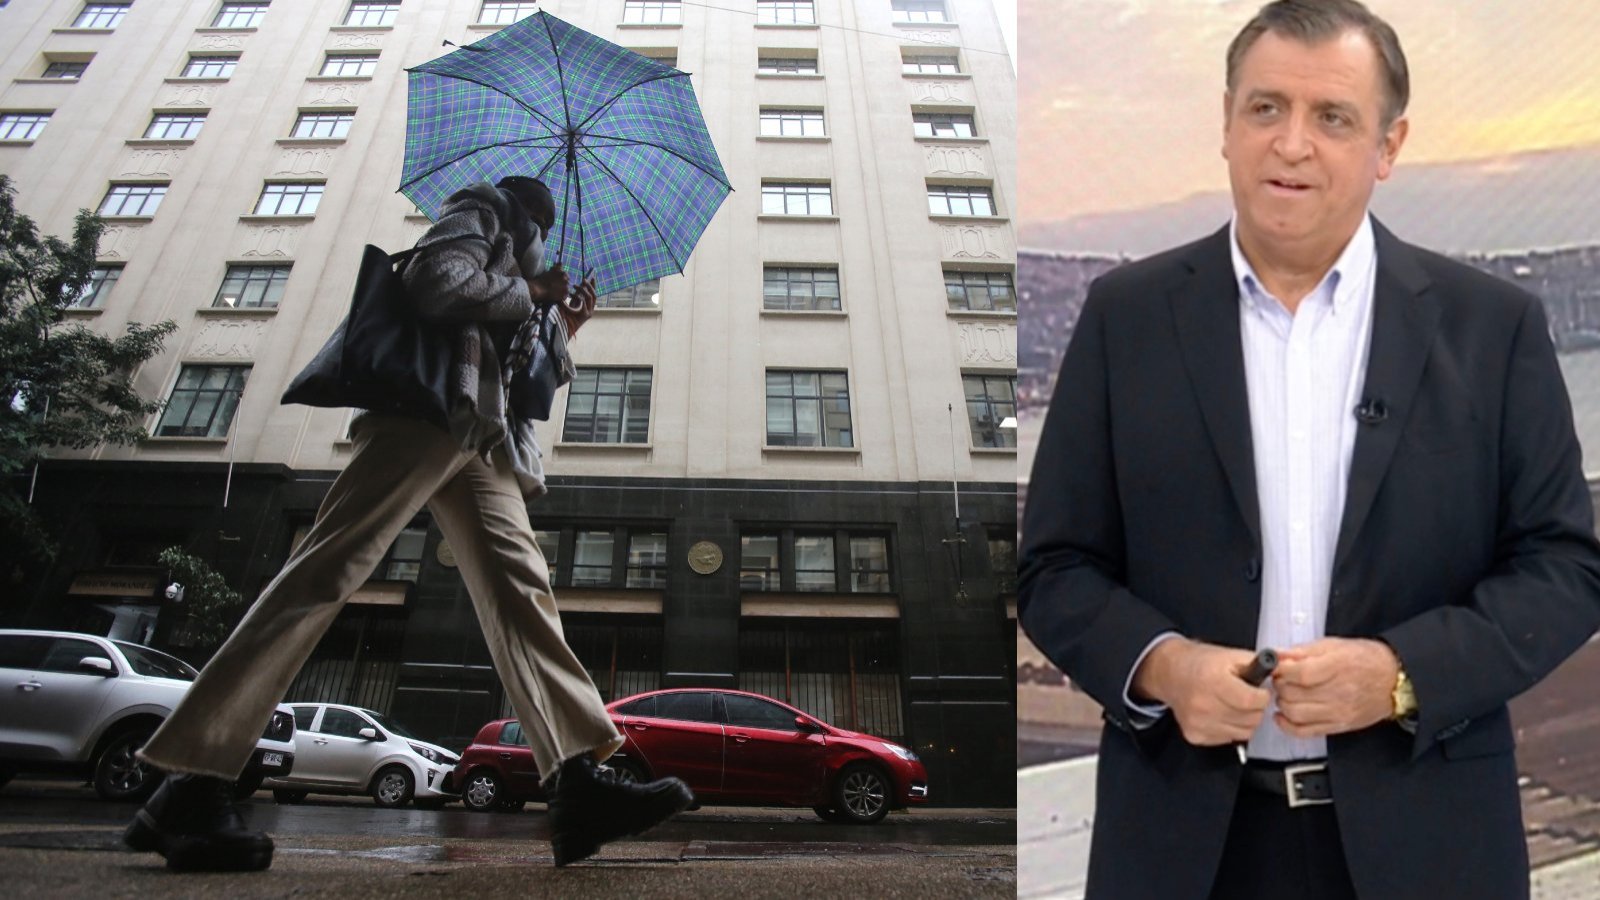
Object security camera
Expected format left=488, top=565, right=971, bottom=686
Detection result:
left=165, top=582, right=185, bottom=603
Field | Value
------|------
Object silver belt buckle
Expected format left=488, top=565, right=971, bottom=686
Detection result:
left=1284, top=762, right=1332, bottom=808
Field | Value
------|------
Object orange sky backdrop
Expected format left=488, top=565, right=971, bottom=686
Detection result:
left=1020, top=0, right=1600, bottom=224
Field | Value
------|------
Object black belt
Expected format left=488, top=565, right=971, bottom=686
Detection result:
left=1240, top=760, right=1333, bottom=808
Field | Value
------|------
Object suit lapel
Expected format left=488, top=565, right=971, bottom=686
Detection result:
left=1333, top=222, right=1438, bottom=572
left=1169, top=227, right=1261, bottom=548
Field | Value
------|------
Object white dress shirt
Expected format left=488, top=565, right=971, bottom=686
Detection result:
left=1124, top=215, right=1378, bottom=761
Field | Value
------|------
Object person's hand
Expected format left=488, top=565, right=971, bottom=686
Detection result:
left=1131, top=638, right=1271, bottom=746
left=1271, top=637, right=1400, bottom=737
left=527, top=265, right=571, bottom=305
left=560, top=276, right=597, bottom=339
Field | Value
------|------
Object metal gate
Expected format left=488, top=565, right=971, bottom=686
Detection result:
left=737, top=618, right=904, bottom=745
left=284, top=605, right=405, bottom=713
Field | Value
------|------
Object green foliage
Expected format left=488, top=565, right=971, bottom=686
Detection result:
left=0, top=174, right=177, bottom=560
left=157, top=546, right=246, bottom=649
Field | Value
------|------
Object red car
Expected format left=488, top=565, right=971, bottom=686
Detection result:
left=452, top=688, right=928, bottom=823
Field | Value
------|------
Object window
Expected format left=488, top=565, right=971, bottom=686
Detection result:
left=892, top=0, right=947, bottom=23
left=622, top=0, right=679, bottom=24
left=316, top=708, right=370, bottom=738
left=499, top=721, right=527, bottom=745
left=479, top=0, right=537, bottom=23
left=740, top=535, right=780, bottom=591
left=849, top=535, right=890, bottom=592
left=320, top=54, right=377, bottom=77
left=72, top=3, right=127, bottom=28
left=534, top=529, right=561, bottom=580
left=214, top=264, right=290, bottom=308
left=654, top=691, right=715, bottom=723
left=913, top=111, right=976, bottom=138
left=291, top=706, right=316, bottom=732
left=343, top=1, right=399, bottom=26
left=39, top=637, right=112, bottom=674
left=902, top=53, right=958, bottom=74
left=928, top=185, right=995, bottom=217
left=763, top=266, right=840, bottom=311
left=74, top=265, right=122, bottom=309
left=757, top=0, right=814, bottom=25
left=638, top=50, right=677, bottom=68
left=99, top=183, right=167, bottom=217
left=212, top=2, right=267, bottom=27
left=42, top=60, right=89, bottom=79
left=572, top=530, right=615, bottom=586
left=759, top=108, right=824, bottom=137
left=761, top=182, right=832, bottom=216
left=0, top=113, right=49, bottom=141
left=292, top=111, right=354, bottom=138
left=563, top=368, right=652, bottom=444
left=794, top=533, right=835, bottom=591
left=964, top=373, right=1017, bottom=448
left=617, top=695, right=656, bottom=717
left=596, top=278, right=659, bottom=309
left=758, top=55, right=818, bottom=75
left=182, top=56, right=238, bottom=79
left=145, top=113, right=205, bottom=140
left=766, top=370, right=852, bottom=447
left=156, top=364, right=251, bottom=438
left=945, top=269, right=1016, bottom=312
left=254, top=182, right=323, bottom=215
left=989, top=533, right=1017, bottom=595
left=379, top=527, right=426, bottom=581
left=723, top=694, right=800, bottom=730
left=627, top=532, right=668, bottom=588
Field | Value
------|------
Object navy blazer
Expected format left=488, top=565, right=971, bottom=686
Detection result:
left=1020, top=220, right=1600, bottom=899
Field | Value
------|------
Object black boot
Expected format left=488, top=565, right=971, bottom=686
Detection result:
left=545, top=756, right=693, bottom=866
left=123, top=773, right=274, bottom=872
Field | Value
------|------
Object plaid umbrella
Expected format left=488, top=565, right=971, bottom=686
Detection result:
left=399, top=11, right=730, bottom=297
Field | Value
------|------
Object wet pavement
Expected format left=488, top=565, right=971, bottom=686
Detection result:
left=0, top=777, right=1015, bottom=898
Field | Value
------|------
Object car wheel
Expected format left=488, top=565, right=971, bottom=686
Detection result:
left=606, top=758, right=646, bottom=783
left=273, top=789, right=309, bottom=804
left=371, top=765, right=415, bottom=808
left=233, top=775, right=264, bottom=800
left=413, top=798, right=446, bottom=811
left=460, top=769, right=503, bottom=813
left=831, top=763, right=890, bottom=824
left=813, top=805, right=852, bottom=823
left=93, top=729, right=160, bottom=802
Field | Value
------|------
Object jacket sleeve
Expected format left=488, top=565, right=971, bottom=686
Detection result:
left=1019, top=280, right=1183, bottom=742
left=402, top=204, right=534, bottom=323
left=1380, top=297, right=1600, bottom=760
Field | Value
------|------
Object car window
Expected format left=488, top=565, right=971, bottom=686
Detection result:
left=499, top=722, right=527, bottom=746
left=38, top=638, right=113, bottom=674
left=653, top=692, right=716, bottom=724
left=723, top=694, right=801, bottom=731
left=367, top=711, right=418, bottom=741
left=0, top=635, right=51, bottom=669
left=616, top=695, right=657, bottom=717
left=317, top=708, right=372, bottom=738
left=292, top=706, right=318, bottom=732
left=113, top=642, right=197, bottom=681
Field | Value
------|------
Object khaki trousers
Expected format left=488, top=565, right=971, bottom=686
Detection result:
left=139, top=414, right=623, bottom=782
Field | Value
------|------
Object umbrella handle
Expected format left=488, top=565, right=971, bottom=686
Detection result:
left=563, top=267, right=595, bottom=311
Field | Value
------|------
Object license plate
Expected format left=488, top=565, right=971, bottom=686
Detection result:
left=262, top=752, right=284, bottom=767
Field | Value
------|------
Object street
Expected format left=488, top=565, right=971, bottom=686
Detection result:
left=0, top=777, right=1015, bottom=898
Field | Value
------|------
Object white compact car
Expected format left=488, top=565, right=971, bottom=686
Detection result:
left=264, top=703, right=458, bottom=809
left=0, top=629, right=296, bottom=801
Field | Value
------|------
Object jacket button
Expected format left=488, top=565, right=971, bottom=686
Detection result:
left=1244, top=558, right=1260, bottom=582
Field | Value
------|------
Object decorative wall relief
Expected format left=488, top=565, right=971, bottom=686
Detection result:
left=162, top=83, right=218, bottom=107
left=120, top=147, right=184, bottom=177
left=195, top=35, right=245, bottom=51
left=900, top=29, right=957, bottom=45
left=909, top=80, right=969, bottom=104
left=271, top=147, right=336, bottom=177
left=332, top=33, right=383, bottom=49
left=97, top=225, right=137, bottom=259
left=939, top=224, right=1005, bottom=259
left=924, top=145, right=987, bottom=177
left=958, top=322, right=1018, bottom=365
left=192, top=319, right=266, bottom=360
left=308, top=83, right=362, bottom=105
left=240, top=224, right=297, bottom=258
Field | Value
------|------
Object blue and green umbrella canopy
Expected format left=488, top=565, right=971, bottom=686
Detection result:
left=401, top=11, right=730, bottom=297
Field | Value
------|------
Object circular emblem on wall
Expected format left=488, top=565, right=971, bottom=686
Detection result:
left=435, top=540, right=457, bottom=568
left=688, top=540, right=723, bottom=576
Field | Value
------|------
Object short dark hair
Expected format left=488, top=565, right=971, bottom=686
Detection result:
left=496, top=175, right=555, bottom=228
left=1226, top=0, right=1409, bottom=128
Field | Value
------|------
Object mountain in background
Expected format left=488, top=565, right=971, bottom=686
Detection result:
left=1022, top=143, right=1600, bottom=257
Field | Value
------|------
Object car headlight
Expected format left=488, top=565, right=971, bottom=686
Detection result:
left=409, top=743, right=442, bottom=764
left=882, top=742, right=918, bottom=762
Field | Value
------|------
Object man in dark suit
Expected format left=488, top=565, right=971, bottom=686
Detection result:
left=1019, top=1, right=1600, bottom=897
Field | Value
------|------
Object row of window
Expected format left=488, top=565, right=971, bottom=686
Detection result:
left=154, top=363, right=1016, bottom=450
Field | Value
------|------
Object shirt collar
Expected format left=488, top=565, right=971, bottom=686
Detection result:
left=1230, top=214, right=1375, bottom=316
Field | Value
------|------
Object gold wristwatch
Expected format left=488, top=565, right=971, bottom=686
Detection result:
left=1391, top=667, right=1418, bottom=720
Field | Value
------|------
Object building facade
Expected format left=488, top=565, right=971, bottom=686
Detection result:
left=0, top=0, right=1017, bottom=805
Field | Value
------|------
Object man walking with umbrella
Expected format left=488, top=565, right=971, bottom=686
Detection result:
left=122, top=174, right=693, bottom=872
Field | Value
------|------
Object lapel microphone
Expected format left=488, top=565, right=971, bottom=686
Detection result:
left=1355, top=397, right=1388, bottom=426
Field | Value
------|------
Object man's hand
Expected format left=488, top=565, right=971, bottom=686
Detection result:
left=560, top=276, right=597, bottom=339
left=527, top=266, right=571, bottom=305
left=1131, top=638, right=1270, bottom=746
left=1271, top=637, right=1400, bottom=738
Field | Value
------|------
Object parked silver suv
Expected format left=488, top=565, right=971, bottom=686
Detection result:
left=0, top=630, right=295, bottom=801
